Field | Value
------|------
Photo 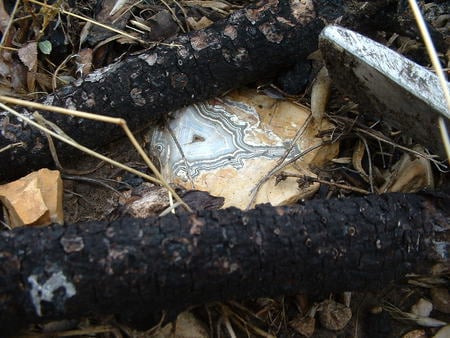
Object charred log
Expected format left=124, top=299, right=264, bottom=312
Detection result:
left=0, top=0, right=324, bottom=181
left=0, top=0, right=414, bottom=181
left=0, top=192, right=448, bottom=335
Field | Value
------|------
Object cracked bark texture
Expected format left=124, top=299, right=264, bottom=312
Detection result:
left=0, top=0, right=324, bottom=181
left=0, top=192, right=448, bottom=335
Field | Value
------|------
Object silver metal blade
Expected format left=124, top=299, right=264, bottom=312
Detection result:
left=319, top=25, right=450, bottom=158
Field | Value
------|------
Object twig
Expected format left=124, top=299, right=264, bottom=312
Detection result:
left=246, top=141, right=328, bottom=210
left=407, top=0, right=450, bottom=162
left=278, top=172, right=370, bottom=195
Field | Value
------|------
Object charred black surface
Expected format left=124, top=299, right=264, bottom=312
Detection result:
left=0, top=0, right=324, bottom=181
left=0, top=0, right=420, bottom=182
left=0, top=192, right=448, bottom=335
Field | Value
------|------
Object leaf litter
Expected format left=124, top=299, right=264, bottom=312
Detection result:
left=0, top=0, right=448, bottom=337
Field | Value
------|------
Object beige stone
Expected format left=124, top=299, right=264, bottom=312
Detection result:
left=0, top=169, right=63, bottom=227
left=155, top=311, right=209, bottom=338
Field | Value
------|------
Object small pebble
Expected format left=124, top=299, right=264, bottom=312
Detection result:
left=318, top=300, right=352, bottom=331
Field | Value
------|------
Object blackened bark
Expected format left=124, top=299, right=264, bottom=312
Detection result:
left=0, top=0, right=407, bottom=182
left=0, top=192, right=448, bottom=335
left=0, top=0, right=324, bottom=181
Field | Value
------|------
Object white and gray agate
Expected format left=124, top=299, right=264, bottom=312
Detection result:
left=149, top=89, right=338, bottom=209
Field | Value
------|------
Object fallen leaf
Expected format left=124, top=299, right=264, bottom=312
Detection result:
left=38, top=40, right=52, bottom=55
left=380, top=145, right=434, bottom=193
left=431, top=288, right=450, bottom=314
left=289, top=315, right=316, bottom=337
left=187, top=16, right=214, bottom=30
left=18, top=42, right=38, bottom=71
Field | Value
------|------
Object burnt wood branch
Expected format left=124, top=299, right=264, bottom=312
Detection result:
left=0, top=192, right=448, bottom=335
left=0, top=0, right=406, bottom=181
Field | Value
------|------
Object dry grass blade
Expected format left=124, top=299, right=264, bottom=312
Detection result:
left=219, top=304, right=276, bottom=338
left=383, top=302, right=447, bottom=328
left=353, top=125, right=448, bottom=172
left=0, top=141, right=24, bottom=153
left=0, top=0, right=20, bottom=46
left=0, top=95, right=192, bottom=212
left=27, top=0, right=147, bottom=45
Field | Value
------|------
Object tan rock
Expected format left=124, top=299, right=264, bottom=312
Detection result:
left=0, top=169, right=63, bottom=227
left=318, top=300, right=352, bottom=331
left=411, top=298, right=433, bottom=318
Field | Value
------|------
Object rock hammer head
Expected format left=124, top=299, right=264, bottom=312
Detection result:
left=320, top=25, right=450, bottom=158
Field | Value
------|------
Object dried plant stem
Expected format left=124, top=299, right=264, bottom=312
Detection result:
left=52, top=54, right=78, bottom=90
left=279, top=173, right=370, bottom=195
left=0, top=96, right=192, bottom=212
left=408, top=0, right=450, bottom=162
left=354, top=126, right=447, bottom=171
left=246, top=141, right=326, bottom=210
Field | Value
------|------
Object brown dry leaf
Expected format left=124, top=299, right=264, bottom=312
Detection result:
left=183, top=0, right=231, bottom=12
left=18, top=42, right=38, bottom=71
left=27, top=69, right=36, bottom=92
left=402, top=329, right=427, bottom=338
left=10, top=60, right=27, bottom=93
left=289, top=315, right=316, bottom=337
left=431, top=288, right=450, bottom=314
left=122, top=183, right=170, bottom=218
left=35, top=71, right=54, bottom=92
left=0, top=169, right=64, bottom=228
left=352, top=139, right=369, bottom=181
left=145, top=10, right=179, bottom=41
left=186, top=16, right=214, bottom=30
left=0, top=0, right=11, bottom=34
left=380, top=145, right=434, bottom=193
left=76, top=48, right=93, bottom=77
left=318, top=300, right=352, bottom=331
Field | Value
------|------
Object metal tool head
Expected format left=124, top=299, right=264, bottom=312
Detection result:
left=319, top=25, right=450, bottom=158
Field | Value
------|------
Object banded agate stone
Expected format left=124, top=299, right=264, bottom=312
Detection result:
left=149, top=89, right=338, bottom=209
